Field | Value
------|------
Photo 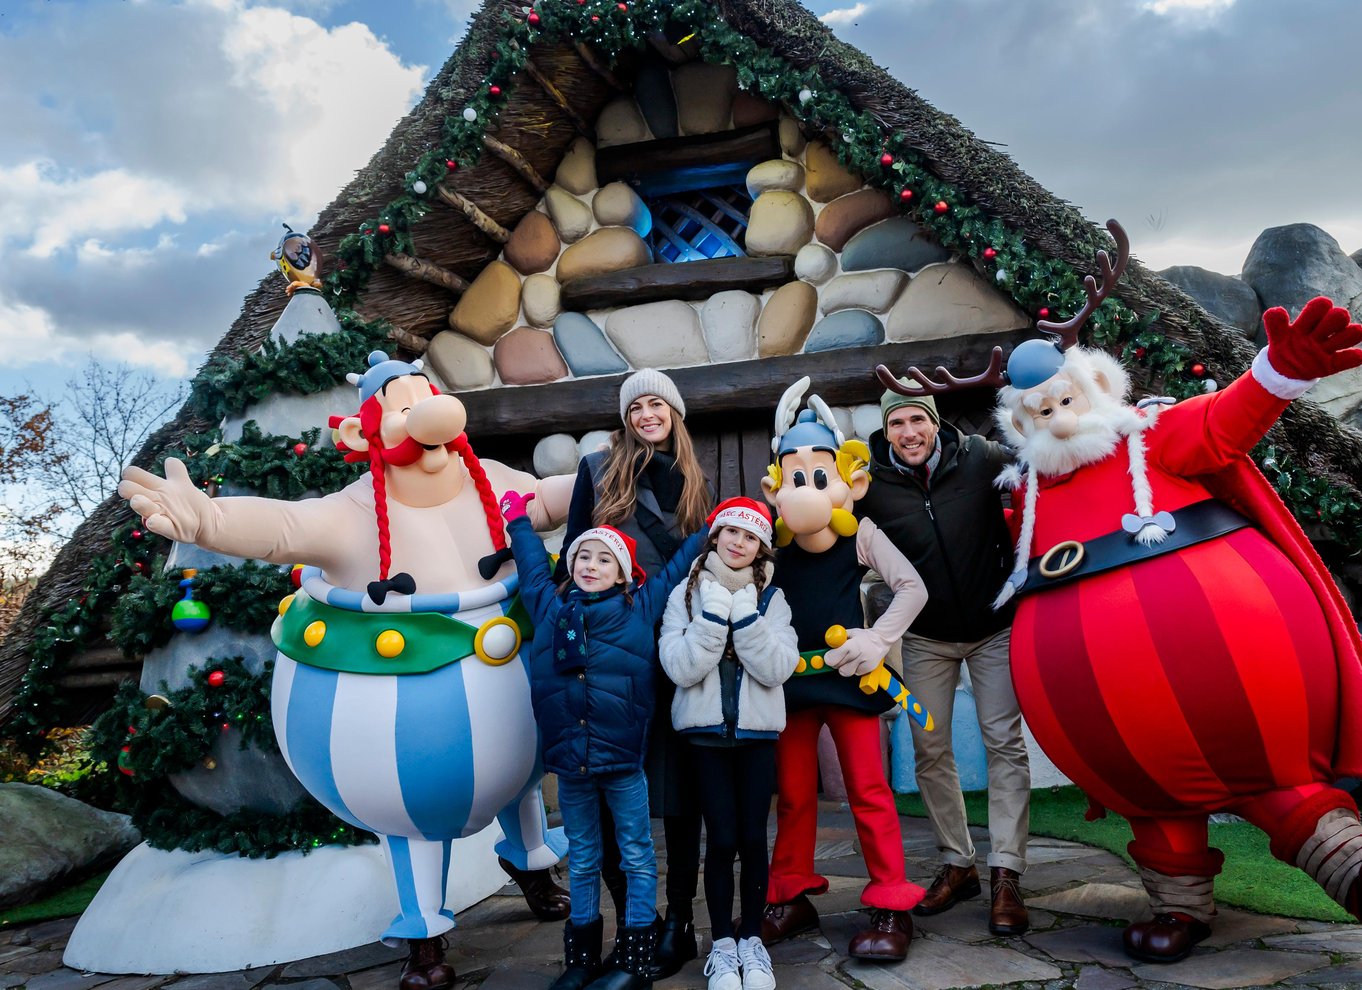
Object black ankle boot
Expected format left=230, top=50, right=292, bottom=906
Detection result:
left=647, top=905, right=696, bottom=979
left=585, top=924, right=656, bottom=989
left=550, top=917, right=604, bottom=990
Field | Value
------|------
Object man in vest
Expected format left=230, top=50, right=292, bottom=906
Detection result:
left=857, top=389, right=1032, bottom=936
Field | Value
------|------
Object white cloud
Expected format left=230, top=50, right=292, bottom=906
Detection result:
left=821, top=3, right=870, bottom=26
left=1143, top=0, right=1235, bottom=14
left=0, top=295, right=61, bottom=359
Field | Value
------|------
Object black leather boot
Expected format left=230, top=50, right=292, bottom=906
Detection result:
left=584, top=923, right=656, bottom=990
left=647, top=905, right=696, bottom=979
left=550, top=917, right=605, bottom=990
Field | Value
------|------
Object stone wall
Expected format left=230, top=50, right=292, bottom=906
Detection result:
left=423, top=54, right=1030, bottom=399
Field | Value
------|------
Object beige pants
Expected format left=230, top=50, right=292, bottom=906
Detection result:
left=903, top=627, right=1030, bottom=873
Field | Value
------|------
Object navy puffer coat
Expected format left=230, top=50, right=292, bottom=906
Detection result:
left=508, top=516, right=704, bottom=777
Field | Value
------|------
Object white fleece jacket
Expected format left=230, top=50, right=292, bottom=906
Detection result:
left=658, top=568, right=800, bottom=734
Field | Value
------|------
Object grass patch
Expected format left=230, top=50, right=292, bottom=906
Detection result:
left=0, top=871, right=109, bottom=929
left=896, top=786, right=1351, bottom=922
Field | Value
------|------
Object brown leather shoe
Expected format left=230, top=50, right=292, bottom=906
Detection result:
left=912, top=864, right=981, bottom=916
left=847, top=908, right=912, bottom=961
left=759, top=894, right=820, bottom=946
left=498, top=856, right=571, bottom=922
left=400, top=936, right=456, bottom=990
left=988, top=867, right=1029, bottom=935
left=1122, top=912, right=1212, bottom=963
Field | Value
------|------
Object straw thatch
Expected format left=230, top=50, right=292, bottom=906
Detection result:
left=3, top=0, right=1360, bottom=723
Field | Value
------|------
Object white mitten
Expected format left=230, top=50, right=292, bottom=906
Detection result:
left=729, top=585, right=758, bottom=622
left=698, top=580, right=733, bottom=622
left=825, top=627, right=887, bottom=677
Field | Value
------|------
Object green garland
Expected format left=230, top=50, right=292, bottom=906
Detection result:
left=186, top=310, right=389, bottom=423
left=87, top=659, right=373, bottom=857
left=109, top=560, right=293, bottom=659
left=170, top=422, right=365, bottom=501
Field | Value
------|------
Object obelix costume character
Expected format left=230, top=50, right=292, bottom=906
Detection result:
left=879, top=220, right=1362, bottom=965
left=757, top=378, right=931, bottom=963
left=120, top=351, right=576, bottom=990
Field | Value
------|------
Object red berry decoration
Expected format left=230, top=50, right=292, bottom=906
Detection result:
left=1191, top=362, right=1206, bottom=377
left=591, top=14, right=599, bottom=21
left=363, top=228, right=373, bottom=235
left=445, top=159, right=458, bottom=171
left=933, top=200, right=948, bottom=214
left=528, top=11, right=540, bottom=25
left=617, top=2, right=627, bottom=8
left=880, top=152, right=894, bottom=167
left=207, top=670, right=226, bottom=688
left=1134, top=346, right=1147, bottom=359
left=983, top=247, right=997, bottom=260
left=899, top=189, right=913, bottom=203
left=489, top=85, right=501, bottom=97
left=131, top=529, right=143, bottom=540
left=1038, top=307, right=1050, bottom=318
left=293, top=442, right=307, bottom=456
left=378, top=223, right=391, bottom=234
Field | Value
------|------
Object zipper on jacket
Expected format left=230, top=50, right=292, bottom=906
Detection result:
left=921, top=494, right=965, bottom=611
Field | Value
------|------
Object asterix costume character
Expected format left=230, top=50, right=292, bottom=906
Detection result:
left=756, top=378, right=931, bottom=962
left=879, top=220, right=1362, bottom=963
left=121, top=351, right=574, bottom=990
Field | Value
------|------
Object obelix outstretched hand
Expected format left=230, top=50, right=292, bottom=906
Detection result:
left=1263, top=296, right=1362, bottom=382
left=119, top=458, right=216, bottom=545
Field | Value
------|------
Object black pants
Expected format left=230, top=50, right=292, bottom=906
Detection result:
left=693, top=741, right=776, bottom=940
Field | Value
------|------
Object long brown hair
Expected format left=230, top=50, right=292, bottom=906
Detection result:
left=593, top=411, right=711, bottom=534
left=682, top=534, right=777, bottom=615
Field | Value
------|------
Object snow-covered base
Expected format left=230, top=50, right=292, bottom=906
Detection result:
left=63, top=824, right=507, bottom=975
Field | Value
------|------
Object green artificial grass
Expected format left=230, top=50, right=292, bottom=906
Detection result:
left=896, top=786, right=1351, bottom=922
left=0, top=871, right=109, bottom=929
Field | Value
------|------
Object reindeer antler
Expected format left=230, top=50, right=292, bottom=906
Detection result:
left=1036, top=219, right=1130, bottom=350
left=875, top=347, right=1007, bottom=396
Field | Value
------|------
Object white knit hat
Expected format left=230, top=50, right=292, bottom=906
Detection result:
left=619, top=368, right=686, bottom=422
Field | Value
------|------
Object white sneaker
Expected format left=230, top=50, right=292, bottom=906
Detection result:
left=704, top=936, right=742, bottom=990
left=738, top=935, right=776, bottom=990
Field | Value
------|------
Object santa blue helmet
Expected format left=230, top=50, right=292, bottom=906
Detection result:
left=346, top=350, right=426, bottom=405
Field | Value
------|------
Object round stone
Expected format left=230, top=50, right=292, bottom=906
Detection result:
left=504, top=210, right=560, bottom=275
left=448, top=260, right=521, bottom=345
left=795, top=243, right=837, bottom=285
left=805, top=141, right=863, bottom=203
left=746, top=159, right=805, bottom=199
left=426, top=331, right=494, bottom=389
left=592, top=182, right=651, bottom=235
left=757, top=281, right=818, bottom=357
left=578, top=430, right=612, bottom=458
left=494, top=327, right=569, bottom=385
left=745, top=190, right=814, bottom=257
left=522, top=274, right=562, bottom=328
left=554, top=137, right=598, bottom=195
left=376, top=630, right=405, bottom=659
left=534, top=433, right=580, bottom=478
left=545, top=186, right=593, bottom=244
left=815, top=189, right=896, bottom=252
left=556, top=227, right=652, bottom=283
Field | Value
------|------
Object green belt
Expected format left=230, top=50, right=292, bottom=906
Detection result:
left=273, top=590, right=531, bottom=676
left=792, top=647, right=836, bottom=677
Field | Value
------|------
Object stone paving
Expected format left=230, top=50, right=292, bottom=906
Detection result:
left=5, top=804, right=1362, bottom=990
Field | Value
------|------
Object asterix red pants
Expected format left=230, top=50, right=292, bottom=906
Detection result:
left=767, top=705, right=925, bottom=910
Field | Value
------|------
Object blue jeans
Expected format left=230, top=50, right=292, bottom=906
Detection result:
left=557, top=769, right=657, bottom=927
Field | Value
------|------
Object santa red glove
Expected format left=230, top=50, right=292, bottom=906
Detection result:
left=499, top=490, right=535, bottom=522
left=1263, top=296, right=1362, bottom=382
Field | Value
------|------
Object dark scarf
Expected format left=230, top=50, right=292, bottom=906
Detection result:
left=553, top=584, right=625, bottom=675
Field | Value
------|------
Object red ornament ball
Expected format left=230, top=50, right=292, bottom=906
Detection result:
left=131, top=529, right=143, bottom=540
left=899, top=189, right=913, bottom=203
left=207, top=670, right=226, bottom=688
left=880, top=152, right=894, bottom=167
left=292, top=442, right=307, bottom=456
left=133, top=562, right=147, bottom=573
left=983, top=247, right=997, bottom=260
left=933, top=200, right=948, bottom=214
left=378, top=223, right=391, bottom=234
left=489, top=85, right=501, bottom=97
left=445, top=159, right=458, bottom=171
left=591, top=14, right=599, bottom=20
left=1134, top=346, right=1147, bottom=359
left=1191, top=362, right=1207, bottom=377
left=363, top=228, right=373, bottom=236
left=1037, top=307, right=1050, bottom=318
left=617, top=2, right=628, bottom=8
left=528, top=11, right=540, bottom=25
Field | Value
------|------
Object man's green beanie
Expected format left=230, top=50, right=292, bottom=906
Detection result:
left=880, top=386, right=940, bottom=431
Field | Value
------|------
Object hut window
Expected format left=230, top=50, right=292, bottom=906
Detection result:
left=648, top=185, right=753, bottom=264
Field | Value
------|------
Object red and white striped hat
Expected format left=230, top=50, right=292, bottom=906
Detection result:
left=706, top=497, right=775, bottom=547
left=566, top=525, right=646, bottom=586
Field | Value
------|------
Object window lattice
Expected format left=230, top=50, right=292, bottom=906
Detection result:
left=648, top=186, right=753, bottom=263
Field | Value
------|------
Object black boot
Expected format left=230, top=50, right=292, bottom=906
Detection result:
left=584, top=924, right=656, bottom=990
left=550, top=917, right=604, bottom=990
left=647, top=905, right=696, bottom=979
left=498, top=856, right=571, bottom=921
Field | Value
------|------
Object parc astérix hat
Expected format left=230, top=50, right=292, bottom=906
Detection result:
left=706, top=497, right=775, bottom=547
left=880, top=386, right=940, bottom=432
left=565, top=525, right=646, bottom=586
left=619, top=368, right=686, bottom=423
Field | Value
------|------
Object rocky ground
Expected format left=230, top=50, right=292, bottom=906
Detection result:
left=5, top=804, right=1362, bottom=990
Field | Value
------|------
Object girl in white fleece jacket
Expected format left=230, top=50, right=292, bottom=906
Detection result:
left=659, top=498, right=799, bottom=990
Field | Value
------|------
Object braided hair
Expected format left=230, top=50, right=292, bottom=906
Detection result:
left=681, top=535, right=776, bottom=615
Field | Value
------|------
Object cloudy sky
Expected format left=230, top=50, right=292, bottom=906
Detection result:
left=1, top=0, right=1359, bottom=398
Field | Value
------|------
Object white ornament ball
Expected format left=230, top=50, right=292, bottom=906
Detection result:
left=995, top=269, right=1008, bottom=283
left=412, top=180, right=428, bottom=195
left=463, top=107, right=478, bottom=122
left=798, top=88, right=813, bottom=104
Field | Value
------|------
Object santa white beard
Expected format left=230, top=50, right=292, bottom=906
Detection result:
left=1017, top=399, right=1145, bottom=477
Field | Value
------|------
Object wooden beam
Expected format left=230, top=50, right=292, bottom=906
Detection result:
left=457, top=332, right=1023, bottom=439
left=560, top=257, right=796, bottom=310
left=484, top=134, right=550, bottom=193
left=525, top=58, right=596, bottom=141
left=58, top=669, right=137, bottom=690
left=596, top=123, right=780, bottom=195
left=384, top=253, right=470, bottom=294
left=573, top=41, right=628, bottom=92
left=437, top=185, right=511, bottom=244
left=387, top=324, right=430, bottom=355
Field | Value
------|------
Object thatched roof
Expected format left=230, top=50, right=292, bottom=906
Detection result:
left=5, top=0, right=1361, bottom=723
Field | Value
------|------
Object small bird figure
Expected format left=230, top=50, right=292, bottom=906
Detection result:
left=271, top=224, right=323, bottom=295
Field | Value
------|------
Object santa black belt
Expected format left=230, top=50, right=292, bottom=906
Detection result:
left=1021, top=499, right=1251, bottom=596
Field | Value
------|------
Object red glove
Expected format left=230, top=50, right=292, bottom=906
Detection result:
left=1263, top=296, right=1362, bottom=381
left=499, top=490, right=535, bottom=522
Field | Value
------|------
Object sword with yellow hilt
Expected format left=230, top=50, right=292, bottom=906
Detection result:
left=824, top=625, right=934, bottom=730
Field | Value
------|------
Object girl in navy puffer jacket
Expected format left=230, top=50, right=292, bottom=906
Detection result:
left=501, top=490, right=703, bottom=990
